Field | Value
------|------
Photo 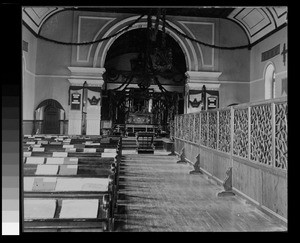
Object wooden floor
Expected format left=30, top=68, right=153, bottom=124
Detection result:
left=114, top=150, right=287, bottom=232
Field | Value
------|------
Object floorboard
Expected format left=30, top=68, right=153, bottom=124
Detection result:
left=114, top=150, right=287, bottom=232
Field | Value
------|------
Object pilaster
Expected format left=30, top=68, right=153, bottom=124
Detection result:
left=67, top=67, right=105, bottom=135
left=185, top=71, right=222, bottom=113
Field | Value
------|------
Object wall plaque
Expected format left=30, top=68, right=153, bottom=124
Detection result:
left=206, top=95, right=218, bottom=110
left=71, top=93, right=81, bottom=110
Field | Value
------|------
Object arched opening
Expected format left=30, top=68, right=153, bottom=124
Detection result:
left=101, top=28, right=186, bottom=136
left=93, top=15, right=196, bottom=71
left=264, top=63, right=276, bottom=100
left=43, top=104, right=60, bottom=134
left=34, top=99, right=65, bottom=134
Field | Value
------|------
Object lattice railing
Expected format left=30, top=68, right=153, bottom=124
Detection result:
left=274, top=101, right=288, bottom=170
left=250, top=104, right=272, bottom=165
left=200, top=111, right=208, bottom=146
left=189, top=114, right=195, bottom=143
left=173, top=97, right=287, bottom=171
left=218, top=109, right=231, bottom=153
left=194, top=113, right=200, bottom=144
left=184, top=115, right=190, bottom=141
left=233, top=108, right=248, bottom=158
left=208, top=111, right=218, bottom=149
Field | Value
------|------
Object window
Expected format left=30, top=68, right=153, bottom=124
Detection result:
left=264, top=63, right=276, bottom=100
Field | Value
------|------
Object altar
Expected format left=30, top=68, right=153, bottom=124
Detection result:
left=125, top=111, right=157, bottom=136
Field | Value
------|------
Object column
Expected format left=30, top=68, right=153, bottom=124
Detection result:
left=185, top=71, right=222, bottom=113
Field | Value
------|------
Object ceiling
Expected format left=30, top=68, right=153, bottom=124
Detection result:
left=22, top=6, right=287, bottom=45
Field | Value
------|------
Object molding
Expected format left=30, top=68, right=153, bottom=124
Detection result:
left=219, top=80, right=250, bottom=84
left=93, top=15, right=194, bottom=71
left=106, top=83, right=184, bottom=92
left=250, top=77, right=264, bottom=84
left=249, top=70, right=287, bottom=84
left=22, top=7, right=62, bottom=34
left=77, top=16, right=115, bottom=63
left=186, top=82, right=220, bottom=90
left=68, top=67, right=106, bottom=77
left=274, top=70, right=287, bottom=77
left=24, top=68, right=36, bottom=77
left=232, top=187, right=287, bottom=226
left=185, top=71, right=222, bottom=89
left=186, top=71, right=222, bottom=81
left=179, top=21, right=215, bottom=68
left=68, top=79, right=104, bottom=87
left=260, top=205, right=287, bottom=225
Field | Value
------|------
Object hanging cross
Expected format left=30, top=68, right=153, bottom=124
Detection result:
left=281, top=43, right=288, bottom=66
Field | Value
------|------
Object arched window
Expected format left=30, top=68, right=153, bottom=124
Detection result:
left=264, top=63, right=276, bottom=100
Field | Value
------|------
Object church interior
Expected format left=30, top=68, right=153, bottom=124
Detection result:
left=22, top=6, right=287, bottom=232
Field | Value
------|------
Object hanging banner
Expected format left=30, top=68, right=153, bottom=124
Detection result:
left=189, top=92, right=203, bottom=108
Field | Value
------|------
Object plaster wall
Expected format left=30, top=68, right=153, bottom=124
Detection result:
left=36, top=10, right=74, bottom=75
left=34, top=77, right=70, bottom=119
left=22, top=26, right=37, bottom=120
left=250, top=26, right=287, bottom=102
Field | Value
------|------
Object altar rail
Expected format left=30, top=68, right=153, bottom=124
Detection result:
left=173, top=97, right=287, bottom=223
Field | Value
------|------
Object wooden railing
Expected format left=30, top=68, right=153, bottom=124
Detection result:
left=173, top=97, right=287, bottom=223
left=174, top=97, right=287, bottom=171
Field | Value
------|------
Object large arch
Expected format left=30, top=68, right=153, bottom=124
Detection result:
left=92, top=15, right=201, bottom=71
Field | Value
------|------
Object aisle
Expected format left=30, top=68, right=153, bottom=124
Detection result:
left=114, top=150, right=287, bottom=232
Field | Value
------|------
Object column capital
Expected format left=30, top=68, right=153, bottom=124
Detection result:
left=68, top=67, right=106, bottom=87
left=68, top=67, right=106, bottom=76
left=185, top=71, right=222, bottom=82
left=185, top=71, right=222, bottom=91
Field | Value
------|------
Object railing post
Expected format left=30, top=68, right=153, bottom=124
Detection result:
left=217, top=106, right=235, bottom=197
left=248, top=106, right=251, bottom=161
left=217, top=110, right=219, bottom=151
left=199, top=112, right=201, bottom=146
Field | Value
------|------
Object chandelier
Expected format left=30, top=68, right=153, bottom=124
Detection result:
left=130, top=9, right=174, bottom=91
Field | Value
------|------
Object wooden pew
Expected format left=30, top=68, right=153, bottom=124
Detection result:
left=23, top=176, right=114, bottom=231
left=22, top=135, right=122, bottom=232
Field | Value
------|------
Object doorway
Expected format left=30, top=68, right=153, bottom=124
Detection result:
left=34, top=99, right=65, bottom=134
left=43, top=104, right=60, bottom=134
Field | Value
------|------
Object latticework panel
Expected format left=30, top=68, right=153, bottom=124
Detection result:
left=200, top=112, right=208, bottom=146
left=169, top=119, right=174, bottom=139
left=250, top=104, right=272, bottom=165
left=233, top=108, right=249, bottom=158
left=218, top=109, right=231, bottom=153
left=179, top=115, right=184, bottom=139
left=174, top=116, right=178, bottom=138
left=208, top=111, right=218, bottom=149
left=275, top=102, right=288, bottom=170
left=194, top=113, right=200, bottom=144
left=184, top=115, right=190, bottom=141
left=177, top=115, right=181, bottom=139
left=189, top=114, right=195, bottom=142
